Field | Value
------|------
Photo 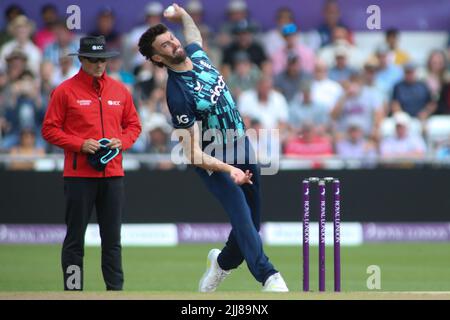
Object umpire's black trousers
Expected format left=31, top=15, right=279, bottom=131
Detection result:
left=62, top=177, right=124, bottom=291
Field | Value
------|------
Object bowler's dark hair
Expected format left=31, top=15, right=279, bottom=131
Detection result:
left=138, top=23, right=169, bottom=68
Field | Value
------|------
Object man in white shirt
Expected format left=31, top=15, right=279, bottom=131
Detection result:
left=318, top=27, right=364, bottom=69
left=331, top=74, right=384, bottom=138
left=238, top=76, right=289, bottom=130
left=311, top=60, right=343, bottom=112
left=125, top=2, right=164, bottom=70
left=380, top=112, right=427, bottom=158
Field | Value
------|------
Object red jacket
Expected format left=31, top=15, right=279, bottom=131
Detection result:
left=42, top=68, right=142, bottom=177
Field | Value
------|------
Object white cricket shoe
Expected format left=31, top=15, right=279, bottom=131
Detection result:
left=198, top=249, right=231, bottom=292
left=262, top=272, right=289, bottom=292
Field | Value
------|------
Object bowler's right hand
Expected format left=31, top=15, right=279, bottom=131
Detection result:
left=163, top=3, right=187, bottom=22
left=81, top=139, right=101, bottom=154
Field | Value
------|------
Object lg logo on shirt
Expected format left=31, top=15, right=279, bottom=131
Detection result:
left=177, top=115, right=189, bottom=124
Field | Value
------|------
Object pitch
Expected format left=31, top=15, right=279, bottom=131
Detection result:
left=1, top=243, right=449, bottom=299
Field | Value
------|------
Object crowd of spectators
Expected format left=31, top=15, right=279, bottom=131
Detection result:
left=1, top=0, right=450, bottom=170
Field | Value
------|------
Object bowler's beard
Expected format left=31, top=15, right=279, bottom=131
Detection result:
left=163, top=48, right=187, bottom=65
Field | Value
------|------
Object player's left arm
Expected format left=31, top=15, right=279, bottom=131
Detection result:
left=164, top=3, right=202, bottom=47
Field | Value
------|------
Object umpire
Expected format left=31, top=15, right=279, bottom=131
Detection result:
left=42, top=36, right=142, bottom=290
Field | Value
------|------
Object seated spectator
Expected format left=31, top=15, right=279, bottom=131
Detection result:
left=311, top=60, right=343, bottom=112
left=43, top=20, right=80, bottom=69
left=139, top=86, right=169, bottom=124
left=284, top=122, right=334, bottom=158
left=8, top=128, right=45, bottom=170
left=5, top=49, right=28, bottom=82
left=0, top=5, right=25, bottom=48
left=274, top=53, right=312, bottom=103
left=1, top=49, right=29, bottom=111
left=40, top=61, right=61, bottom=154
left=222, top=19, right=268, bottom=78
left=0, top=15, right=42, bottom=76
left=217, top=0, right=260, bottom=49
left=126, top=1, right=164, bottom=71
left=270, top=23, right=315, bottom=75
left=315, top=0, right=350, bottom=48
left=335, top=120, right=377, bottom=160
left=51, top=49, right=78, bottom=86
left=133, top=88, right=169, bottom=154
left=143, top=113, right=174, bottom=170
left=363, top=59, right=388, bottom=108
left=288, top=81, right=329, bottom=132
left=33, top=4, right=59, bottom=51
left=384, top=28, right=410, bottom=66
left=133, top=61, right=167, bottom=108
left=89, top=6, right=121, bottom=50
left=1, top=51, right=30, bottom=145
left=2, top=70, right=45, bottom=150
left=39, top=61, right=55, bottom=113
left=328, top=47, right=356, bottom=84
left=134, top=61, right=157, bottom=103
left=331, top=73, right=384, bottom=139
left=391, top=63, right=436, bottom=120
left=380, top=112, right=427, bottom=158
left=437, top=81, right=450, bottom=114
left=422, top=50, right=449, bottom=101
left=246, top=118, right=281, bottom=165
left=263, top=7, right=298, bottom=56
left=107, top=55, right=135, bottom=91
left=363, top=59, right=388, bottom=125
left=238, top=76, right=289, bottom=131
left=374, top=44, right=403, bottom=97
left=318, top=26, right=363, bottom=69
left=227, top=51, right=261, bottom=100
left=146, top=115, right=173, bottom=153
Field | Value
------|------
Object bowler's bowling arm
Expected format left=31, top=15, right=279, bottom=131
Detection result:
left=180, top=9, right=203, bottom=47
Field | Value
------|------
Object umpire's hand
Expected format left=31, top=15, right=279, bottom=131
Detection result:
left=106, top=138, right=122, bottom=150
left=81, top=139, right=101, bottom=154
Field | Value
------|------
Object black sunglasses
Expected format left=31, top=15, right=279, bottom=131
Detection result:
left=85, top=57, right=107, bottom=63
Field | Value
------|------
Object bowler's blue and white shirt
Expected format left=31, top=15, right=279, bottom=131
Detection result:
left=166, top=43, right=245, bottom=147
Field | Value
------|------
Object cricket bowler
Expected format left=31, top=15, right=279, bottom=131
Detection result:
left=138, top=3, right=288, bottom=292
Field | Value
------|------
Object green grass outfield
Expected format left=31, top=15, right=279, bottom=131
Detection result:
left=1, top=243, right=450, bottom=299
